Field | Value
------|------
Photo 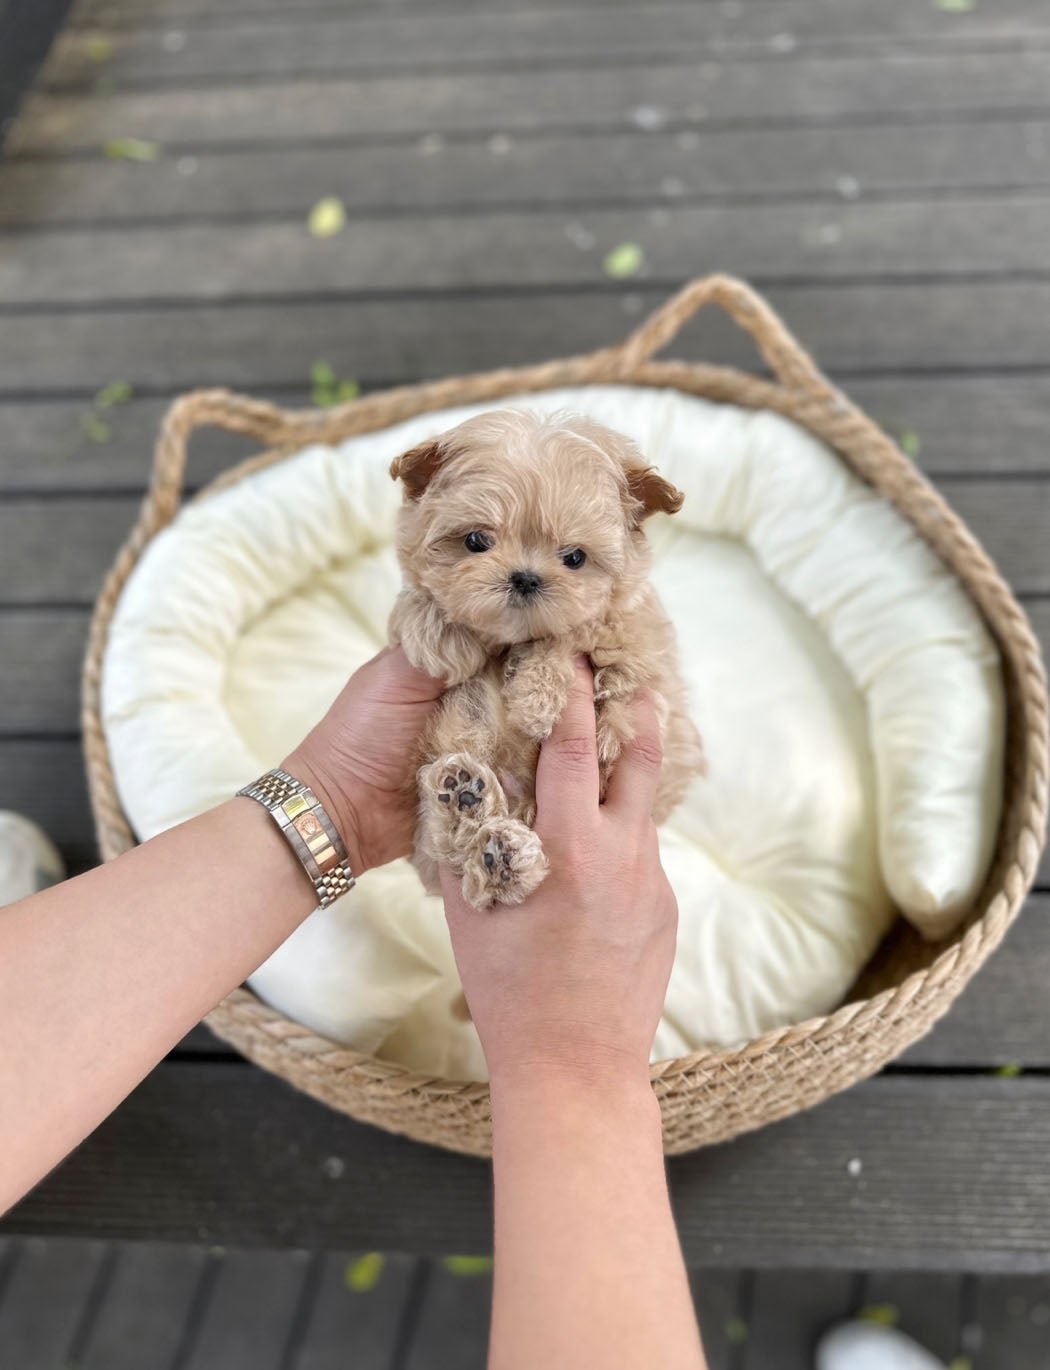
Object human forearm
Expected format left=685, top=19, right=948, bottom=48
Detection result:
left=0, top=795, right=324, bottom=1211
left=489, top=1067, right=706, bottom=1370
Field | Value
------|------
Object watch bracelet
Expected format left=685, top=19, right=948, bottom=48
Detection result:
left=237, top=767, right=355, bottom=909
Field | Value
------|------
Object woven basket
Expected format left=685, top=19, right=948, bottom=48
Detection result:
left=82, top=274, right=1049, bottom=1157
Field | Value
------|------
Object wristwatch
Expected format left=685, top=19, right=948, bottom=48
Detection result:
left=237, top=767, right=356, bottom=909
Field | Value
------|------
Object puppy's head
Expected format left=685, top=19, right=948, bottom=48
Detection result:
left=390, top=409, right=683, bottom=645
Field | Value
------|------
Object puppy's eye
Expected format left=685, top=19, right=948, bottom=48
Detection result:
left=561, top=547, right=586, bottom=569
left=464, top=530, right=494, bottom=554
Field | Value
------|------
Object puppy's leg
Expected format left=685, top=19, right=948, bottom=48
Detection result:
left=418, top=751, right=507, bottom=868
left=503, top=640, right=576, bottom=741
left=420, top=761, right=548, bottom=909
left=462, top=816, right=548, bottom=908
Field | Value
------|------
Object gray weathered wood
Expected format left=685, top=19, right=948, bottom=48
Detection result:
left=296, top=1252, right=418, bottom=1370
left=689, top=1268, right=743, bottom=1370
left=6, top=196, right=1050, bottom=307
left=2, top=373, right=1050, bottom=499
left=6, top=123, right=1050, bottom=230
left=4, top=284, right=1050, bottom=395
left=2, top=479, right=1044, bottom=610
left=0, top=740, right=96, bottom=866
left=744, top=1270, right=857, bottom=1369
left=44, top=1, right=1050, bottom=91
left=972, top=1275, right=1050, bottom=1368
left=78, top=1241, right=208, bottom=1370
left=901, top=896, right=1050, bottom=1067
left=180, top=1247, right=313, bottom=1370
left=859, top=1271, right=964, bottom=1364
left=0, top=1237, right=109, bottom=1368
left=405, top=1262, right=492, bottom=1370
left=5, top=1066, right=1050, bottom=1270
left=14, top=52, right=1050, bottom=154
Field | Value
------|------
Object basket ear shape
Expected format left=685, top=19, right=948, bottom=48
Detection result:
left=390, top=437, right=449, bottom=500
left=625, top=463, right=685, bottom=522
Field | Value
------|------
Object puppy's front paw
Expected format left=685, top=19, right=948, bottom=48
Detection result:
left=462, top=817, right=548, bottom=909
left=505, top=691, right=561, bottom=742
left=419, top=752, right=508, bottom=865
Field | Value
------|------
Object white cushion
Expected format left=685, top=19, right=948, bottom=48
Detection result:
left=102, top=386, right=1004, bottom=1081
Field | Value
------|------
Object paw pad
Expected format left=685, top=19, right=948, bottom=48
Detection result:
left=438, top=767, right=486, bottom=811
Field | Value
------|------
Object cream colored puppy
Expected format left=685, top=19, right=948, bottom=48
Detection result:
left=388, top=408, right=704, bottom=909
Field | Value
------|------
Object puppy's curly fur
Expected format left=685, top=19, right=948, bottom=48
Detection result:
left=388, top=408, right=705, bottom=909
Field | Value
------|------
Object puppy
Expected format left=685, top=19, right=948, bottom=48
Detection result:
left=388, top=408, right=705, bottom=909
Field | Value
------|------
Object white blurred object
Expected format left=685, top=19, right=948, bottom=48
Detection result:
left=0, top=812, right=65, bottom=907
left=817, top=1322, right=948, bottom=1370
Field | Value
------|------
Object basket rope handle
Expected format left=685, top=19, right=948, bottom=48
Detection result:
left=610, top=273, right=837, bottom=400
left=141, top=274, right=835, bottom=536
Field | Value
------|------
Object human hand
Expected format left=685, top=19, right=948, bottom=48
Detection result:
left=440, top=658, right=677, bottom=1090
left=284, top=645, right=444, bottom=876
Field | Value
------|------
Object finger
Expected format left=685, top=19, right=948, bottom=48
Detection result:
left=371, top=644, right=446, bottom=703
left=535, top=656, right=600, bottom=836
left=603, top=688, right=665, bottom=825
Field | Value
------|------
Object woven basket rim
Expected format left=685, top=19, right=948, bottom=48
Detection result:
left=80, top=273, right=1050, bottom=1155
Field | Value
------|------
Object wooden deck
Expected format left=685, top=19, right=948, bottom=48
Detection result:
left=2, top=0, right=1050, bottom=1361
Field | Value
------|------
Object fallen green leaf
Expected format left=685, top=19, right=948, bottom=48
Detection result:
left=310, top=360, right=359, bottom=407
left=603, top=242, right=645, bottom=279
left=948, top=1358, right=973, bottom=1370
left=308, top=195, right=347, bottom=239
left=995, top=1062, right=1023, bottom=1078
left=80, top=414, right=112, bottom=444
left=934, top=0, right=976, bottom=10
left=442, top=1255, right=494, bottom=1276
left=85, top=36, right=113, bottom=62
left=724, top=1316, right=749, bottom=1345
left=95, top=380, right=133, bottom=409
left=103, top=137, right=160, bottom=162
left=345, top=1252, right=385, bottom=1292
left=858, top=1304, right=900, bottom=1327
left=899, top=428, right=921, bottom=459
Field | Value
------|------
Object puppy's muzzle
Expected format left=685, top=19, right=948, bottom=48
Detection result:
left=508, top=570, right=543, bottom=599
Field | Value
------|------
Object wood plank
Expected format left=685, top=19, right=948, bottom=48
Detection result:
left=6, top=122, right=1050, bottom=230
left=78, top=1241, right=208, bottom=1370
left=44, top=2, right=1050, bottom=92
left=5, top=1067, right=1050, bottom=1269
left=3, top=373, right=1050, bottom=499
left=296, top=1252, right=417, bottom=1370
left=902, top=896, right=1050, bottom=1068
left=0, top=740, right=96, bottom=867
left=972, top=1275, right=1050, bottom=1368
left=404, top=1261, right=491, bottom=1370
left=180, top=1248, right=312, bottom=1370
left=0, top=609, right=88, bottom=733
left=744, top=1270, right=857, bottom=1369
left=4, top=283, right=1050, bottom=395
left=13, top=52, right=1050, bottom=155
left=859, top=1271, right=964, bottom=1365
left=58, top=0, right=1050, bottom=28
left=1, top=479, right=1043, bottom=610
left=0, top=1237, right=109, bottom=1368
left=690, top=1268, right=744, bottom=1370
left=7, top=196, right=1050, bottom=308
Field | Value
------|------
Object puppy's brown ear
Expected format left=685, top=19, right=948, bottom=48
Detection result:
left=625, top=463, right=685, bottom=521
left=389, top=438, right=448, bottom=500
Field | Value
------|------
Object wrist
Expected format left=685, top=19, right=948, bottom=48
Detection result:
left=490, top=1052, right=658, bottom=1120
left=280, top=750, right=370, bottom=877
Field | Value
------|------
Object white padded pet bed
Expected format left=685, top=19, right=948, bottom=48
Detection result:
left=102, top=385, right=1005, bottom=1082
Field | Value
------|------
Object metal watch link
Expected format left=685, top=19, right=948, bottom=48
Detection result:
left=237, top=767, right=355, bottom=909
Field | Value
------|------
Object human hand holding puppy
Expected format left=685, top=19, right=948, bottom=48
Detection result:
left=440, top=656, right=678, bottom=1090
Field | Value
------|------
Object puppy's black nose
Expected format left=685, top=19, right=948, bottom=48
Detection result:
left=509, top=570, right=543, bottom=598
